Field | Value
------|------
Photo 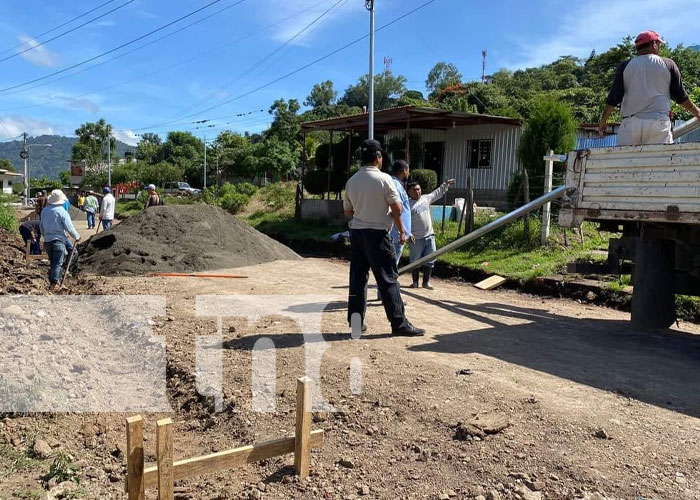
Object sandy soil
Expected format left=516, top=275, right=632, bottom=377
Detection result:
left=1, top=257, right=700, bottom=500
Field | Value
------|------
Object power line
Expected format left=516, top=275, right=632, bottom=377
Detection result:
left=0, top=0, right=225, bottom=94
left=140, top=0, right=439, bottom=129
left=150, top=0, right=346, bottom=129
left=0, top=0, right=248, bottom=98
left=0, top=0, right=117, bottom=56
left=0, top=0, right=136, bottom=64
left=0, top=0, right=330, bottom=112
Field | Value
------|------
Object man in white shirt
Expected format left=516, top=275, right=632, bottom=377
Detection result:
left=343, top=139, right=424, bottom=337
left=100, top=186, right=115, bottom=230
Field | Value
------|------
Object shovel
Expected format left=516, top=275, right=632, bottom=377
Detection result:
left=58, top=242, right=78, bottom=290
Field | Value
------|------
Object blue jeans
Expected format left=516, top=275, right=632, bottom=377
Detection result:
left=86, top=211, right=95, bottom=228
left=102, top=219, right=113, bottom=229
left=44, top=240, right=66, bottom=285
left=409, top=235, right=437, bottom=268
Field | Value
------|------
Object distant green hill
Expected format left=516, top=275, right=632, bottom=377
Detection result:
left=0, top=135, right=135, bottom=180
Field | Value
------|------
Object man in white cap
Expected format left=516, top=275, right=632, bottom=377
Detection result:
left=40, top=189, right=81, bottom=286
left=145, top=184, right=162, bottom=208
left=599, top=29, right=700, bottom=146
left=99, top=186, right=115, bottom=229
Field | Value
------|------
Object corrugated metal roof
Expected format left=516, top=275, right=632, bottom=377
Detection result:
left=576, top=136, right=618, bottom=149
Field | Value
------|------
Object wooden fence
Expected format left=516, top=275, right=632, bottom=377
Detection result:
left=125, top=377, right=323, bottom=500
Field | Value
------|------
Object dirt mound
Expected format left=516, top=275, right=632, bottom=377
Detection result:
left=77, top=204, right=300, bottom=276
left=68, top=203, right=86, bottom=221
left=0, top=228, right=50, bottom=294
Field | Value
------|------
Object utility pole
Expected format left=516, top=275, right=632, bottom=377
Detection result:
left=366, top=0, right=375, bottom=139
left=203, top=135, right=207, bottom=189
left=22, top=132, right=28, bottom=204
left=107, top=131, right=112, bottom=187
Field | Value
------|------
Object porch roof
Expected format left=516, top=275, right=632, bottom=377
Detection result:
left=300, top=105, right=521, bottom=133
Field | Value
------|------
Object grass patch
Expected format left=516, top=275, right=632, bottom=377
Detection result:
left=0, top=443, right=40, bottom=482
left=246, top=211, right=347, bottom=241
left=0, top=201, right=18, bottom=232
left=13, top=488, right=44, bottom=499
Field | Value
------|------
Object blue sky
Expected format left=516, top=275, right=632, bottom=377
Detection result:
left=0, top=0, right=699, bottom=146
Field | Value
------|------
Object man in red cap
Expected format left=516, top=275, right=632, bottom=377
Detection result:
left=598, top=30, right=700, bottom=146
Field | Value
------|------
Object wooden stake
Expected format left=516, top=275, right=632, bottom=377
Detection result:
left=156, top=418, right=174, bottom=500
left=294, top=376, right=312, bottom=478
left=523, top=170, right=530, bottom=242
left=541, top=149, right=554, bottom=246
left=126, top=416, right=145, bottom=500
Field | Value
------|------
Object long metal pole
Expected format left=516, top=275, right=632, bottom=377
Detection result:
left=107, top=132, right=111, bottom=187
left=203, top=134, right=207, bottom=189
left=398, top=185, right=568, bottom=275
left=22, top=132, right=28, bottom=204
left=368, top=4, right=375, bottom=138
left=673, top=117, right=700, bottom=140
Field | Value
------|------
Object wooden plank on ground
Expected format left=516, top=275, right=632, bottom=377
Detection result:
left=140, top=430, right=324, bottom=490
left=156, top=418, right=174, bottom=500
left=474, top=275, right=507, bottom=291
left=126, top=416, right=145, bottom=500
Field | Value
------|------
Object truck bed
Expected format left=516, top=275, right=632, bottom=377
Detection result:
left=559, top=142, right=700, bottom=227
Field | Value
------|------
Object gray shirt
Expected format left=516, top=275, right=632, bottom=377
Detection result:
left=409, top=182, right=449, bottom=239
left=607, top=54, right=689, bottom=120
left=343, top=166, right=400, bottom=230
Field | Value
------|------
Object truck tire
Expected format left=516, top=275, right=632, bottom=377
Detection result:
left=631, top=236, right=676, bottom=329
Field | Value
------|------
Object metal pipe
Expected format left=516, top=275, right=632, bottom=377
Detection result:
left=367, top=0, right=375, bottom=139
left=398, top=185, right=568, bottom=274
left=672, top=117, right=699, bottom=140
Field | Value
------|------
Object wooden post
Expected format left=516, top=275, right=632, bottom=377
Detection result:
left=346, top=129, right=353, bottom=181
left=523, top=170, right=530, bottom=242
left=294, top=377, right=312, bottom=478
left=25, top=240, right=30, bottom=265
left=457, top=193, right=467, bottom=237
left=126, top=416, right=145, bottom=500
left=541, top=149, right=554, bottom=246
left=326, top=130, right=334, bottom=199
left=405, top=117, right=411, bottom=163
left=466, top=175, right=474, bottom=234
left=156, top=418, right=174, bottom=500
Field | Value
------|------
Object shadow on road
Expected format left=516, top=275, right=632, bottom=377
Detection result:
left=401, top=289, right=700, bottom=418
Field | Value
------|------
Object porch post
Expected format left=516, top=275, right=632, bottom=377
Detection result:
left=405, top=116, right=411, bottom=163
left=326, top=130, right=334, bottom=199
left=346, top=128, right=353, bottom=181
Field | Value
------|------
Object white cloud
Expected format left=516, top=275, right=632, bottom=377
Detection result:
left=16, top=35, right=61, bottom=67
left=51, top=95, right=100, bottom=113
left=258, top=0, right=363, bottom=45
left=504, top=0, right=700, bottom=69
left=0, top=115, right=60, bottom=137
left=113, top=129, right=139, bottom=146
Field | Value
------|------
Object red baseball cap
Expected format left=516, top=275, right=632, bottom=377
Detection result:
left=635, top=30, right=665, bottom=48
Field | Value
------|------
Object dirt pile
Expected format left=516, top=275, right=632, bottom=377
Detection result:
left=77, top=204, right=300, bottom=276
left=68, top=203, right=86, bottom=221
left=0, top=228, right=49, bottom=294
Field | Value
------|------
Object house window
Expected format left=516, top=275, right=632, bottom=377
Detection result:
left=467, top=139, right=493, bottom=168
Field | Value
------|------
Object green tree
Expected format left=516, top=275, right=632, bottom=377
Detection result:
left=339, top=70, right=408, bottom=110
left=135, top=133, right=162, bottom=164
left=0, top=158, right=15, bottom=172
left=72, top=119, right=116, bottom=173
left=58, top=170, right=71, bottom=185
left=266, top=98, right=302, bottom=147
left=304, top=80, right=339, bottom=119
left=158, top=131, right=203, bottom=186
left=517, top=97, right=577, bottom=199
left=426, top=61, right=462, bottom=98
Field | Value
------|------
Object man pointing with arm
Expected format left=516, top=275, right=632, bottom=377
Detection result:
left=599, top=29, right=700, bottom=146
left=343, top=139, right=425, bottom=337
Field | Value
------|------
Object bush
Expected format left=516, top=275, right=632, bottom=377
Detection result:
left=234, top=182, right=258, bottom=197
left=259, top=182, right=295, bottom=211
left=507, top=171, right=524, bottom=211
left=220, top=192, right=250, bottom=214
left=0, top=203, right=18, bottom=232
left=303, top=169, right=329, bottom=195
left=410, top=169, right=438, bottom=192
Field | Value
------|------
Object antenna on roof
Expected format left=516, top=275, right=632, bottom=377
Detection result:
left=384, top=56, right=392, bottom=72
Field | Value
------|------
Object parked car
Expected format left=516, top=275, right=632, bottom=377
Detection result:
left=162, top=182, right=201, bottom=196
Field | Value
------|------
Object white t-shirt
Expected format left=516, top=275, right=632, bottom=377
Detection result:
left=343, top=166, right=400, bottom=230
left=100, top=193, right=115, bottom=220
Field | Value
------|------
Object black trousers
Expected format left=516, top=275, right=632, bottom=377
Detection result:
left=348, top=229, right=409, bottom=331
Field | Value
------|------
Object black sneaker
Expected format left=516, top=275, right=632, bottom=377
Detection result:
left=392, top=324, right=425, bottom=336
